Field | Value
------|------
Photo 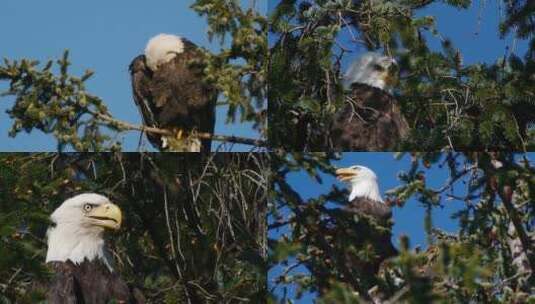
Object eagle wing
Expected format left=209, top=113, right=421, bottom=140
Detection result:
left=130, top=55, right=161, bottom=147
left=46, top=261, right=81, bottom=304
left=330, top=83, right=408, bottom=151
left=345, top=197, right=397, bottom=274
left=46, top=260, right=145, bottom=304
left=150, top=41, right=215, bottom=123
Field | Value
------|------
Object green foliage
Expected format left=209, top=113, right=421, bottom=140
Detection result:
left=0, top=53, right=120, bottom=151
left=191, top=0, right=267, bottom=131
left=500, top=0, right=535, bottom=41
left=0, top=153, right=267, bottom=303
left=269, top=152, right=535, bottom=303
left=269, top=0, right=535, bottom=150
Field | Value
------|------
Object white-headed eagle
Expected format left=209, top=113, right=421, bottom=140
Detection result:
left=330, top=53, right=409, bottom=151
left=335, top=165, right=397, bottom=280
left=130, top=34, right=217, bottom=152
left=45, top=193, right=144, bottom=303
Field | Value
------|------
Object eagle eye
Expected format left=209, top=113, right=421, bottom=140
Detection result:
left=83, top=204, right=93, bottom=213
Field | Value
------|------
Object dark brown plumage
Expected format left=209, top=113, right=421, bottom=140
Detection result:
left=344, top=196, right=396, bottom=260
left=329, top=83, right=408, bottom=151
left=344, top=197, right=397, bottom=294
left=130, top=38, right=217, bottom=152
left=46, top=260, right=145, bottom=304
left=345, top=196, right=392, bottom=223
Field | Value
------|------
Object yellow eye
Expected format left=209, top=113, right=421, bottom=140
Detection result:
left=83, top=204, right=93, bottom=212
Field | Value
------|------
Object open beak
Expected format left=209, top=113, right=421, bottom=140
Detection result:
left=335, top=167, right=359, bottom=182
left=87, top=203, right=122, bottom=230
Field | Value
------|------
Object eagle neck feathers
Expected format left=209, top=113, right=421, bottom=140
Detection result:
left=46, top=223, right=114, bottom=272
left=348, top=178, right=383, bottom=203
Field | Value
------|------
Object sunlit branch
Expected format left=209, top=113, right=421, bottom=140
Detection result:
left=91, top=111, right=267, bottom=148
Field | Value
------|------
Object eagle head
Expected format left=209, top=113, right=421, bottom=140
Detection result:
left=145, top=33, right=185, bottom=71
left=343, top=52, right=398, bottom=92
left=45, top=193, right=122, bottom=270
left=336, top=165, right=383, bottom=202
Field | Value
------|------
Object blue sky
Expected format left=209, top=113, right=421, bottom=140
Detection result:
left=0, top=0, right=266, bottom=152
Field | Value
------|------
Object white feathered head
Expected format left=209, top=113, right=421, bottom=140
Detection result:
left=144, top=33, right=185, bottom=71
left=46, top=193, right=122, bottom=270
left=335, top=165, right=383, bottom=203
left=343, top=52, right=397, bottom=92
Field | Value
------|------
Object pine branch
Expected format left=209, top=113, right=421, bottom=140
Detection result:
left=91, top=111, right=267, bottom=148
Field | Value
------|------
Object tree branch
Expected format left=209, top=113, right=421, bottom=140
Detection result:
left=498, top=184, right=535, bottom=274
left=91, top=111, right=267, bottom=148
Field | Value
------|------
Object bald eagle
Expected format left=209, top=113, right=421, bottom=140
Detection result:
left=46, top=193, right=144, bottom=303
left=336, top=166, right=396, bottom=258
left=329, top=53, right=409, bottom=151
left=332, top=165, right=398, bottom=297
left=130, top=34, right=217, bottom=152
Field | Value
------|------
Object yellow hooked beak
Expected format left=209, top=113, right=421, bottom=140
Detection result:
left=86, top=203, right=122, bottom=230
left=335, top=167, right=359, bottom=182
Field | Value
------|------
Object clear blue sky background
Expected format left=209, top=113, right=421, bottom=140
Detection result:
left=0, top=0, right=266, bottom=152
left=269, top=152, right=535, bottom=302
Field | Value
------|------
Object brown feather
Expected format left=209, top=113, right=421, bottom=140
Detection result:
left=345, top=196, right=392, bottom=223
left=130, top=39, right=216, bottom=152
left=345, top=197, right=397, bottom=280
left=330, top=83, right=408, bottom=151
left=46, top=260, right=145, bottom=304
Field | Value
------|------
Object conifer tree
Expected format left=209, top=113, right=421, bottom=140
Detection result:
left=269, top=0, right=535, bottom=150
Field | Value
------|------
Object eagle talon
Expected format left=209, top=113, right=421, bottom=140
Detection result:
left=172, top=129, right=184, bottom=140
